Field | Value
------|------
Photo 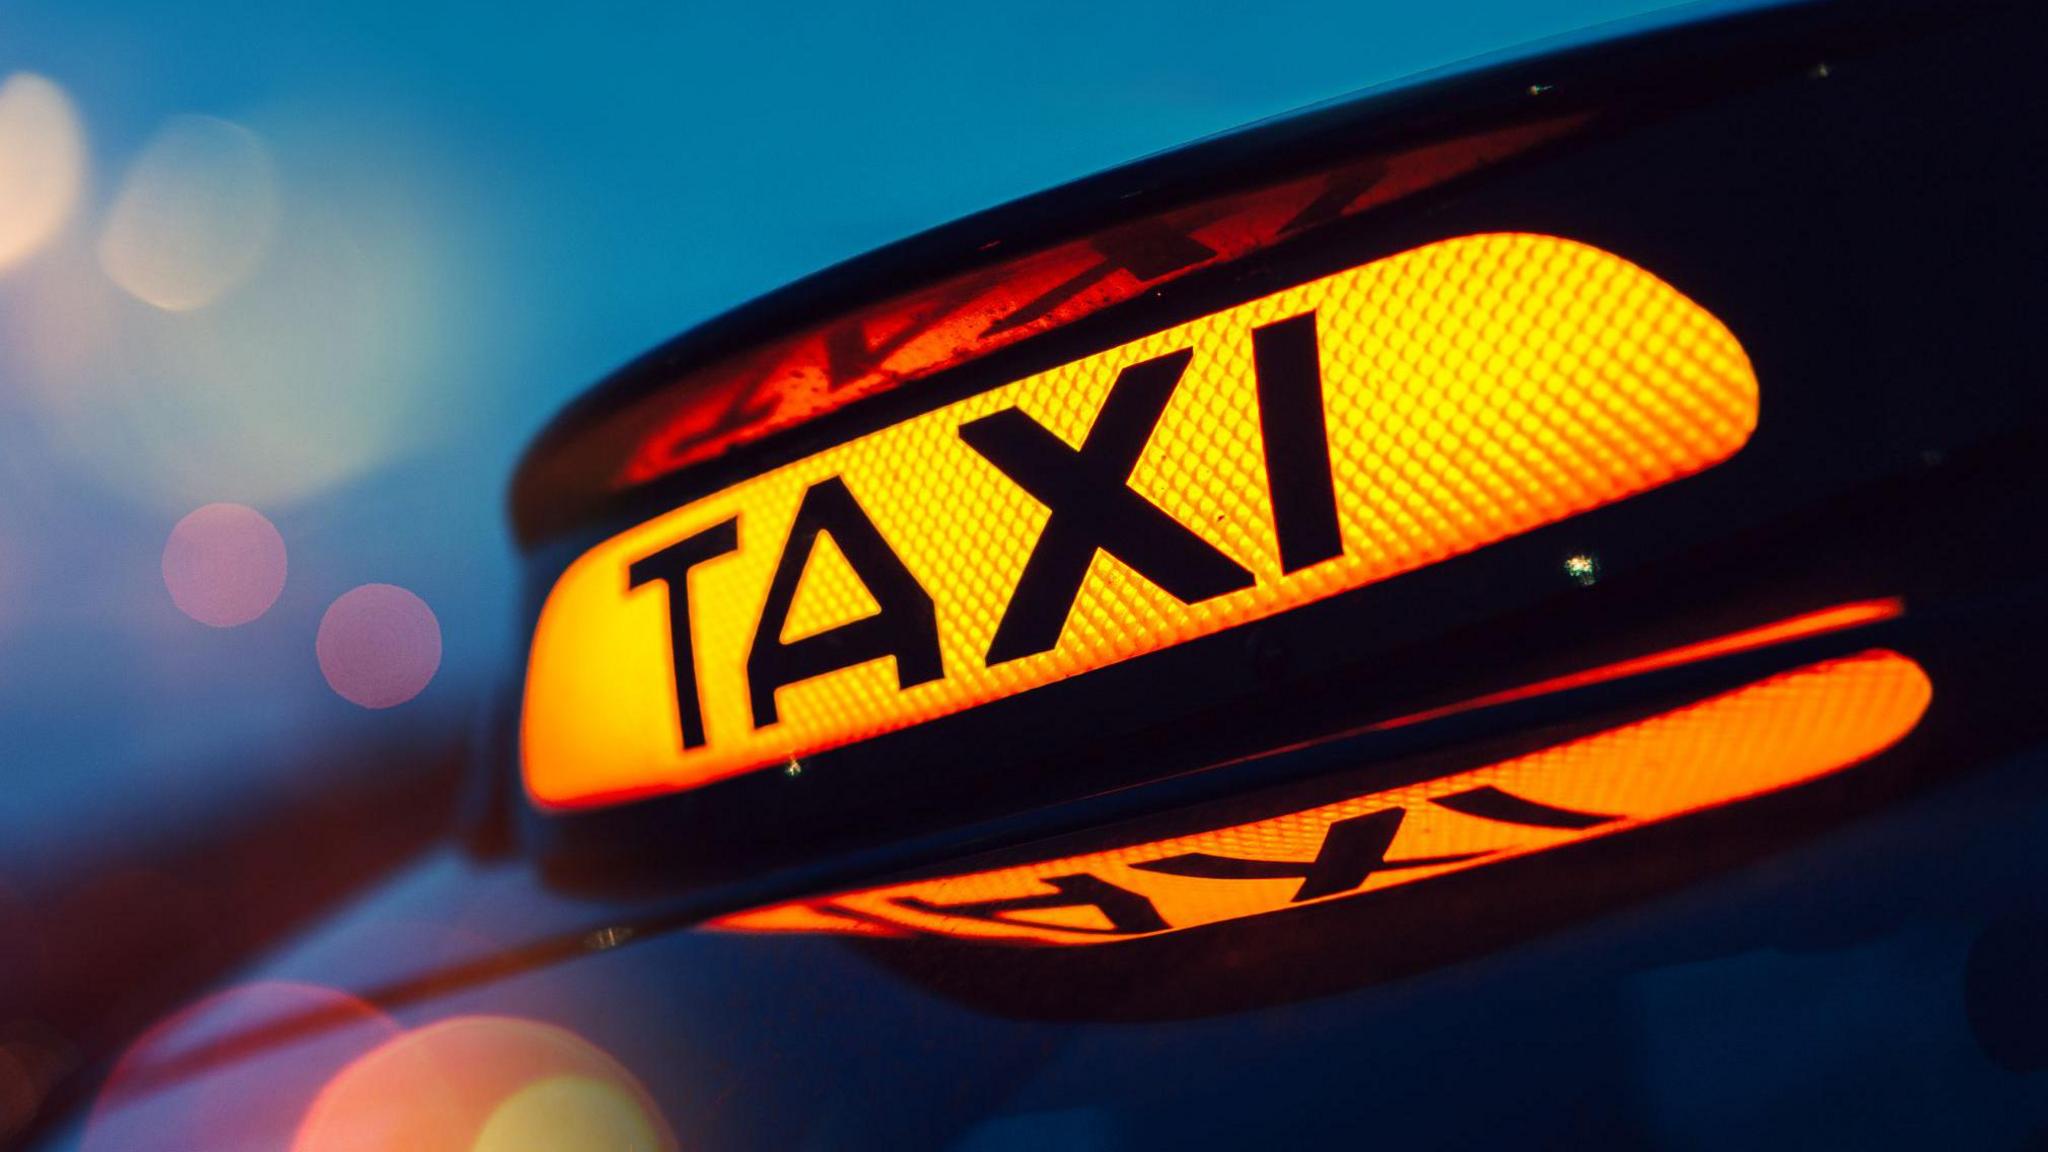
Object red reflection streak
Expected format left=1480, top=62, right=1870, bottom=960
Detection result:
left=1367, top=598, right=1906, bottom=734
left=510, top=116, right=1591, bottom=538
left=83, top=982, right=398, bottom=1152
left=616, top=120, right=1585, bottom=490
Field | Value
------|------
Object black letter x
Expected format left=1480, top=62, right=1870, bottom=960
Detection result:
left=959, top=349, right=1255, bottom=664
left=1132, top=808, right=1487, bottom=902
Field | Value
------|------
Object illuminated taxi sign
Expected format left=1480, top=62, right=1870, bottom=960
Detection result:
left=522, top=233, right=1760, bottom=809
left=716, top=651, right=1932, bottom=944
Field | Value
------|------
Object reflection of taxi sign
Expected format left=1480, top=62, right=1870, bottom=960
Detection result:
left=522, top=233, right=1760, bottom=809
left=717, top=650, right=1932, bottom=945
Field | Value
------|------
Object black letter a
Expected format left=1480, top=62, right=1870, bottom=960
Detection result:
left=746, top=477, right=943, bottom=729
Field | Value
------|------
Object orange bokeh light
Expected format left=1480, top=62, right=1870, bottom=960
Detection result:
left=291, top=1016, right=675, bottom=1152
left=717, top=650, right=1931, bottom=945
left=524, top=233, right=1759, bottom=809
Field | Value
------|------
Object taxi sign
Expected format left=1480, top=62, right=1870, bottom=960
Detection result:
left=522, top=233, right=1759, bottom=809
left=716, top=650, right=1932, bottom=945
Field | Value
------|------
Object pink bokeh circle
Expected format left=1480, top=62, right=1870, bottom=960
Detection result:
left=316, top=583, right=441, bottom=709
left=161, top=503, right=287, bottom=627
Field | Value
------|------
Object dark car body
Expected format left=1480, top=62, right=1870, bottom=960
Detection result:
left=28, top=0, right=2048, bottom=1146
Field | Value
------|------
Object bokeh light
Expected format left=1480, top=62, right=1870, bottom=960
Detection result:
left=97, top=115, right=279, bottom=312
left=291, top=1016, right=676, bottom=1152
left=0, top=73, right=85, bottom=274
left=161, top=503, right=287, bottom=627
left=317, top=583, right=442, bottom=708
left=471, top=1075, right=669, bottom=1152
left=3, top=106, right=468, bottom=514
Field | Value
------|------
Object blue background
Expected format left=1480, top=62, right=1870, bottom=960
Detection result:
left=0, top=0, right=1678, bottom=884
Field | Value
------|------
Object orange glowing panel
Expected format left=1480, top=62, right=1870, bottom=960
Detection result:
left=523, top=233, right=1760, bottom=808
left=716, top=650, right=1931, bottom=945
